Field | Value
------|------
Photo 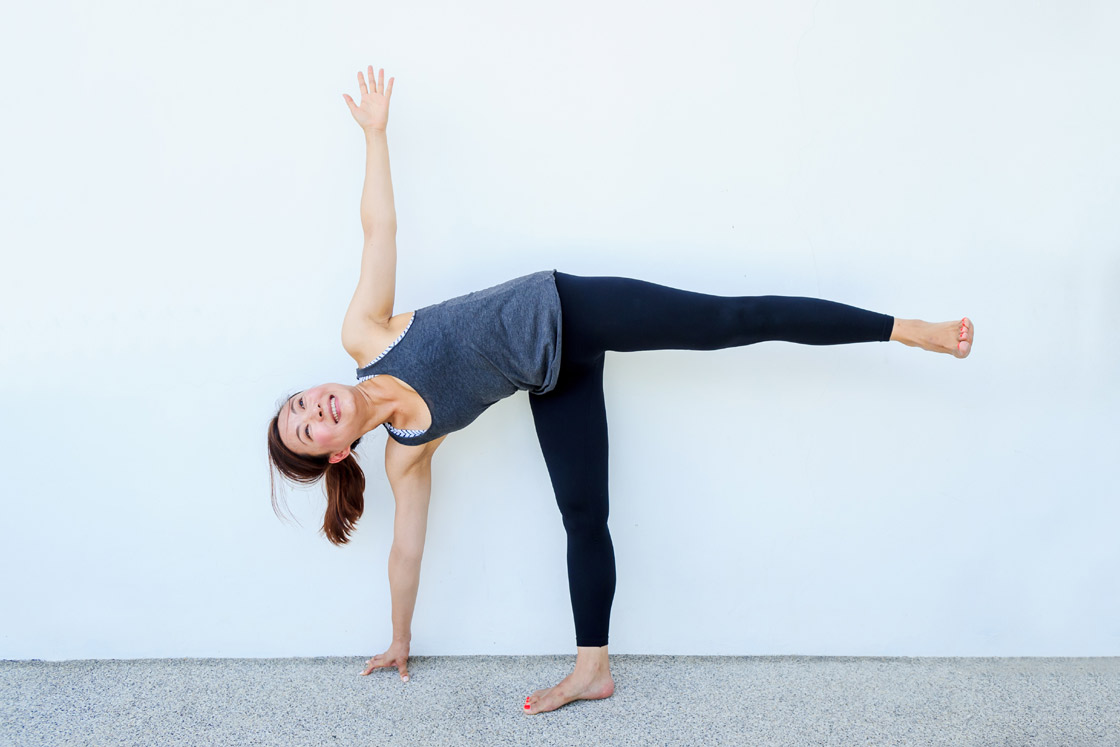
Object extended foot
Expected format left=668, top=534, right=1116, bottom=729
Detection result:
left=893, top=317, right=974, bottom=358
left=523, top=663, right=615, bottom=715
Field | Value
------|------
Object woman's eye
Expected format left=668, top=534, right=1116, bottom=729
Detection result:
left=305, top=425, right=311, bottom=440
left=299, top=398, right=304, bottom=408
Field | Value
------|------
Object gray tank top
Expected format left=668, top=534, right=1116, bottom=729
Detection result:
left=355, top=269, right=563, bottom=445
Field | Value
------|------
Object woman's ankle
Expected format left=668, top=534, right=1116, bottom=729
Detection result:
left=575, top=644, right=609, bottom=670
left=890, top=318, right=923, bottom=347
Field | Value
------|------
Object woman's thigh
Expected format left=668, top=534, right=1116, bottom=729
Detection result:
left=529, top=352, right=609, bottom=522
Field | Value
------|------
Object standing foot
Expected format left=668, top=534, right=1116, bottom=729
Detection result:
left=891, top=317, right=974, bottom=359
left=523, top=646, right=615, bottom=715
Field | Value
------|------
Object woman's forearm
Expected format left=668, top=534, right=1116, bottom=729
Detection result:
left=360, top=129, right=397, bottom=235
left=387, top=546, right=422, bottom=643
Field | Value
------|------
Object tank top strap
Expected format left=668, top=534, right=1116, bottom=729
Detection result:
left=357, top=312, right=416, bottom=378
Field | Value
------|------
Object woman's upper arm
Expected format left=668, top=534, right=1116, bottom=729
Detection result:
left=384, top=434, right=447, bottom=485
left=341, top=232, right=398, bottom=358
left=346, top=231, right=398, bottom=325
left=384, top=435, right=447, bottom=556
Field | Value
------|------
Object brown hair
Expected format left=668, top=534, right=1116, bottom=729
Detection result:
left=266, top=398, right=366, bottom=546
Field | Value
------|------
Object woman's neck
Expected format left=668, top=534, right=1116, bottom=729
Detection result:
left=354, top=376, right=412, bottom=434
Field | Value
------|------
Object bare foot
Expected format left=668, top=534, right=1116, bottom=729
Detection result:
left=893, top=317, right=974, bottom=358
left=523, top=662, right=615, bottom=715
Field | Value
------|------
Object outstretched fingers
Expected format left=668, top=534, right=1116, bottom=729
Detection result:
left=359, top=654, right=409, bottom=681
left=361, top=66, right=381, bottom=96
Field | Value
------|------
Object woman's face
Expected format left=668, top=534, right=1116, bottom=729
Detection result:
left=278, top=382, right=361, bottom=461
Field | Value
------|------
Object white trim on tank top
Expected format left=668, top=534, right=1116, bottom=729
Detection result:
left=357, top=312, right=428, bottom=438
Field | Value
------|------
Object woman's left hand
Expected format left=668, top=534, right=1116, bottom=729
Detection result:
left=343, top=65, right=394, bottom=133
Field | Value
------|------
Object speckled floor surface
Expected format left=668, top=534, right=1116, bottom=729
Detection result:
left=3, top=655, right=1118, bottom=746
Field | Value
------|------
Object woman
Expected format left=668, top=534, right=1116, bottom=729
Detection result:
left=266, top=66, right=975, bottom=716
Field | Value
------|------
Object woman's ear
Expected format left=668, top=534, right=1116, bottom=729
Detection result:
left=328, top=446, right=352, bottom=464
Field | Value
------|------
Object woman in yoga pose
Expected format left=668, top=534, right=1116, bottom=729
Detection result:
left=265, top=66, right=975, bottom=715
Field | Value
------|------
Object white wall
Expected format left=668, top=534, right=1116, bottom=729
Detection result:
left=2, top=0, right=1117, bottom=660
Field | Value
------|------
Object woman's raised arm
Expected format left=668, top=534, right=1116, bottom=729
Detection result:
left=343, top=67, right=398, bottom=335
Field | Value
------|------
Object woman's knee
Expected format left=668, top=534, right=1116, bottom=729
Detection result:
left=558, top=501, right=610, bottom=536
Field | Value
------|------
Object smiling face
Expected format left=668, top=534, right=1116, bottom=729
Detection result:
left=278, top=382, right=362, bottom=462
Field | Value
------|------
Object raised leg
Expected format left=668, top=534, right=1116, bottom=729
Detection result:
left=552, top=272, right=896, bottom=359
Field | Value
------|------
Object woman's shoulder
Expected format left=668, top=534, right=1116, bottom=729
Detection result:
left=344, top=309, right=417, bottom=368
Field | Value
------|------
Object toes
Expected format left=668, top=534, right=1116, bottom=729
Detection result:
left=524, top=689, right=546, bottom=714
left=524, top=687, right=565, bottom=715
left=958, top=318, right=973, bottom=344
left=524, top=694, right=546, bottom=715
left=957, top=340, right=971, bottom=358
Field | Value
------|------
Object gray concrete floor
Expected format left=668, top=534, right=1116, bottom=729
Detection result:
left=2, top=656, right=1118, bottom=746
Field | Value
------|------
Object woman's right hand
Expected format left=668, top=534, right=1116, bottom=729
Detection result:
left=343, top=65, right=394, bottom=133
left=360, top=640, right=410, bottom=681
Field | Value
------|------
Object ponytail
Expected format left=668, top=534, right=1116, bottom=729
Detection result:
left=266, top=409, right=366, bottom=546
left=322, top=453, right=366, bottom=545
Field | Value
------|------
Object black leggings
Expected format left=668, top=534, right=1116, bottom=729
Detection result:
left=529, top=272, right=895, bottom=648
